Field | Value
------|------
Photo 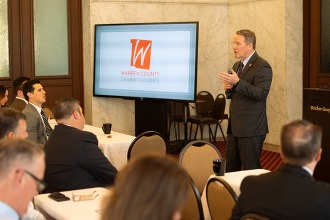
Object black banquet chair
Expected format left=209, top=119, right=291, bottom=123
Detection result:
left=189, top=92, right=228, bottom=142
left=189, top=91, right=215, bottom=142
left=167, top=101, right=190, bottom=141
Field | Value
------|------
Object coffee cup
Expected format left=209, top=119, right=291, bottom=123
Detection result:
left=213, top=159, right=226, bottom=176
left=102, top=123, right=112, bottom=134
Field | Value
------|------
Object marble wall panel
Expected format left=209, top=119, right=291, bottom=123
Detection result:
left=83, top=0, right=303, bottom=145
left=86, top=1, right=228, bottom=136
left=228, top=0, right=303, bottom=145
left=285, top=0, right=303, bottom=124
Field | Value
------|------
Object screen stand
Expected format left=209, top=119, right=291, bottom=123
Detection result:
left=184, top=102, right=189, bottom=144
left=135, top=99, right=168, bottom=138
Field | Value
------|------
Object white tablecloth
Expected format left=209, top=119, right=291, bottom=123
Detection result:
left=49, top=120, right=136, bottom=170
left=34, top=187, right=110, bottom=220
left=201, top=169, right=270, bottom=220
left=83, top=124, right=136, bottom=170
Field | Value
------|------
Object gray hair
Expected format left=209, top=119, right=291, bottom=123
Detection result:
left=281, top=120, right=322, bottom=166
left=0, top=138, right=44, bottom=178
left=236, top=29, right=256, bottom=50
left=52, top=97, right=81, bottom=120
left=0, top=108, right=26, bottom=139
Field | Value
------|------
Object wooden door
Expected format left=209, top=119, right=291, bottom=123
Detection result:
left=1, top=0, right=83, bottom=109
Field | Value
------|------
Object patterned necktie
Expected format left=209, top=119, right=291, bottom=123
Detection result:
left=237, top=62, right=244, bottom=75
left=41, top=109, right=53, bottom=137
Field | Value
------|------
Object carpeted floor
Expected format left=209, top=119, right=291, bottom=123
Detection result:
left=213, top=141, right=284, bottom=171
left=170, top=141, right=283, bottom=171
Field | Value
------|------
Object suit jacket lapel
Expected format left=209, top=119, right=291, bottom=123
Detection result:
left=231, top=52, right=258, bottom=96
left=239, top=51, right=258, bottom=79
left=29, top=103, right=48, bottom=138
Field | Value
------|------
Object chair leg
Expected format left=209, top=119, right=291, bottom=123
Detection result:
left=189, top=123, right=193, bottom=140
left=189, top=123, right=198, bottom=141
left=194, top=124, right=200, bottom=140
left=168, top=121, right=172, bottom=140
left=199, top=124, right=203, bottom=140
left=168, top=120, right=182, bottom=141
left=214, top=123, right=226, bottom=143
left=213, top=124, right=218, bottom=143
left=208, top=124, right=214, bottom=142
left=168, top=122, right=171, bottom=139
left=176, top=122, right=181, bottom=140
left=218, top=123, right=226, bottom=143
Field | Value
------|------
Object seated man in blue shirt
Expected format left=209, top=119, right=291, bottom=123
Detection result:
left=0, top=138, right=45, bottom=220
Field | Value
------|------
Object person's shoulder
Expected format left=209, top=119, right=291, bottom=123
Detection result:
left=241, top=171, right=274, bottom=186
left=22, top=103, right=30, bottom=112
left=313, top=180, right=330, bottom=193
left=22, top=103, right=36, bottom=113
left=85, top=131, right=98, bottom=141
left=76, top=129, right=97, bottom=140
left=254, top=53, right=271, bottom=67
left=241, top=174, right=261, bottom=186
left=23, top=104, right=39, bottom=121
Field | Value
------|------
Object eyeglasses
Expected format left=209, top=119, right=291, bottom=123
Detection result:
left=25, top=170, right=46, bottom=192
left=72, top=190, right=99, bottom=202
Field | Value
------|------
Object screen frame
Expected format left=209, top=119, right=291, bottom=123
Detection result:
left=93, top=21, right=198, bottom=102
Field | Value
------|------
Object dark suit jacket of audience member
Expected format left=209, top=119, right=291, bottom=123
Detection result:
left=10, top=98, right=27, bottom=112
left=231, top=164, right=330, bottom=220
left=43, top=124, right=117, bottom=193
left=22, top=103, right=47, bottom=145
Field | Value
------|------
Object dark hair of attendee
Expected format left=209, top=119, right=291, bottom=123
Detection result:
left=0, top=108, right=26, bottom=140
left=13, top=76, right=30, bottom=95
left=102, top=154, right=190, bottom=220
left=236, top=29, right=256, bottom=49
left=0, top=85, right=7, bottom=99
left=22, top=79, right=41, bottom=101
left=52, top=97, right=81, bottom=120
left=281, top=119, right=322, bottom=166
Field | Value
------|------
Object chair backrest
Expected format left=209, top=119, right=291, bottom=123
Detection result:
left=181, top=175, right=205, bottom=220
left=196, top=91, right=214, bottom=116
left=179, top=140, right=222, bottom=193
left=212, top=93, right=226, bottom=120
left=240, top=213, right=270, bottom=220
left=127, top=131, right=167, bottom=160
left=206, top=177, right=238, bottom=220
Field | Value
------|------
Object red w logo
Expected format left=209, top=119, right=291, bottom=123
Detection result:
left=130, top=39, right=152, bottom=70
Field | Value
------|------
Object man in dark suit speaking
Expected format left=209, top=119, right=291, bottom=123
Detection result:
left=230, top=120, right=330, bottom=219
left=219, top=29, right=272, bottom=171
left=43, top=97, right=117, bottom=193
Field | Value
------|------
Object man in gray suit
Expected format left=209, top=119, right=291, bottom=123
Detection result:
left=219, top=29, right=272, bottom=171
left=10, top=76, right=30, bottom=112
left=22, top=79, right=52, bottom=146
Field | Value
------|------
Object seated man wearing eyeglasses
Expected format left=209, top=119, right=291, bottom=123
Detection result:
left=0, top=138, right=45, bottom=220
left=0, top=107, right=46, bottom=220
